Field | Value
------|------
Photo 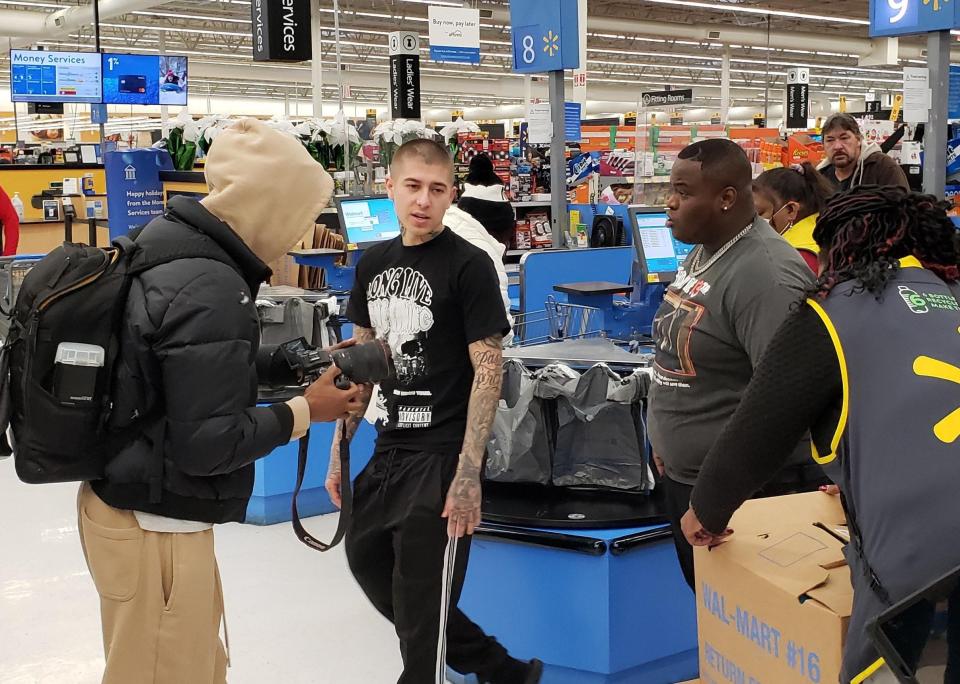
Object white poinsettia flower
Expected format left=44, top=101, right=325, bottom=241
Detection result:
left=182, top=118, right=200, bottom=143
left=439, top=117, right=480, bottom=143
left=294, top=121, right=314, bottom=137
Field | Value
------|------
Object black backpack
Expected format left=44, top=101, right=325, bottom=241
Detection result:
left=0, top=233, right=221, bottom=483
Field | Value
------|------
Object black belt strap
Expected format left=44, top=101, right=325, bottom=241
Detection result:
left=291, top=429, right=352, bottom=552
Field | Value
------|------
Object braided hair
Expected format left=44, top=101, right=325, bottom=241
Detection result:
left=810, top=185, right=960, bottom=299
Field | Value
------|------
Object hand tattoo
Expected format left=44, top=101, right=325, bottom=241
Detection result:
left=328, top=326, right=376, bottom=479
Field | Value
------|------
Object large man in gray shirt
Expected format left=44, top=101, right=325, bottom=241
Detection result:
left=648, top=139, right=817, bottom=590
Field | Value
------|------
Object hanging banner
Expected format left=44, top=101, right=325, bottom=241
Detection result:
left=251, top=0, right=312, bottom=62
left=428, top=6, right=480, bottom=64
left=389, top=32, right=421, bottom=120
left=949, top=66, right=960, bottom=119
left=104, top=149, right=173, bottom=240
left=641, top=89, right=694, bottom=107
left=571, top=0, right=588, bottom=106
left=564, top=101, right=582, bottom=142
left=786, top=68, right=810, bottom=129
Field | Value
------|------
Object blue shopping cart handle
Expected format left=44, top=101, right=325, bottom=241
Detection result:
left=12, top=254, right=46, bottom=261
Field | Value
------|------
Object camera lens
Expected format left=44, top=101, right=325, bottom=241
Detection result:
left=332, top=339, right=393, bottom=384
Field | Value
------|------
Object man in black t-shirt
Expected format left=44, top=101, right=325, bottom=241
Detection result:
left=326, top=139, right=542, bottom=684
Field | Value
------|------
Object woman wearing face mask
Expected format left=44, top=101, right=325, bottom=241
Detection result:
left=753, top=161, right=836, bottom=272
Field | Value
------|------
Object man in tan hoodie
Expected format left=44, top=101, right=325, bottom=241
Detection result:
left=78, top=119, right=363, bottom=683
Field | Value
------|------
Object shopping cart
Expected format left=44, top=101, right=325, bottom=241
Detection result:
left=510, top=295, right=604, bottom=347
left=0, top=255, right=44, bottom=341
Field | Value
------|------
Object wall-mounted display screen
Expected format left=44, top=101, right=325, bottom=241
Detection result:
left=102, top=53, right=188, bottom=106
left=10, top=50, right=103, bottom=104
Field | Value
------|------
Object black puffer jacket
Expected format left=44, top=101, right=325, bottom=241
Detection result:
left=92, top=197, right=294, bottom=523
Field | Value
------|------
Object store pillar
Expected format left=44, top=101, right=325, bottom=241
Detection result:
left=924, top=30, right=950, bottom=198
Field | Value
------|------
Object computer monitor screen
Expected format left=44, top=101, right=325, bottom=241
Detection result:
left=629, top=207, right=694, bottom=284
left=10, top=50, right=103, bottom=104
left=868, top=564, right=959, bottom=684
left=336, top=196, right=402, bottom=247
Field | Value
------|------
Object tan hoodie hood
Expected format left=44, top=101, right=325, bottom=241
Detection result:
left=201, top=118, right=334, bottom=266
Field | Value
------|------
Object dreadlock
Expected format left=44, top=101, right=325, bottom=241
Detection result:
left=809, top=185, right=960, bottom=299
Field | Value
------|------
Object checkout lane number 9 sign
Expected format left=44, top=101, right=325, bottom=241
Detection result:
left=871, top=0, right=957, bottom=36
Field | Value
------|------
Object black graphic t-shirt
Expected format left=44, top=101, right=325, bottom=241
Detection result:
left=347, top=228, right=510, bottom=452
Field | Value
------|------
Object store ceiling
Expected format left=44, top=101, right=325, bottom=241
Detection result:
left=0, top=0, right=931, bottom=114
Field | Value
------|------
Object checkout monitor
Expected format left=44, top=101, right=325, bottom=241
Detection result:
left=335, top=196, right=402, bottom=248
left=629, top=207, right=694, bottom=285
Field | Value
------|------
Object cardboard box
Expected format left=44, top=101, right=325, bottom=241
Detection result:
left=695, top=492, right=853, bottom=684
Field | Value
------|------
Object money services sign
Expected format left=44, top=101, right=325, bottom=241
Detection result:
left=251, top=0, right=312, bottom=62
left=104, top=149, right=173, bottom=240
left=428, top=6, right=481, bottom=65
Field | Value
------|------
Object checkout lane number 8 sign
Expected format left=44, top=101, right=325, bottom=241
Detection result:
left=521, top=34, right=536, bottom=64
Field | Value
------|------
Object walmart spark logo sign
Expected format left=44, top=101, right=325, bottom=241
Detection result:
left=870, top=0, right=960, bottom=37
left=510, top=0, right=580, bottom=73
left=543, top=30, right=560, bottom=57
left=913, top=356, right=960, bottom=444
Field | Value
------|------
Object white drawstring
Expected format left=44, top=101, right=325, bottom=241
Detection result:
left=435, top=534, right=459, bottom=684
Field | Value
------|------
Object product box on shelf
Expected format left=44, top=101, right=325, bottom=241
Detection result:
left=599, top=149, right=636, bottom=177
left=526, top=210, right=552, bottom=248
left=514, top=219, right=532, bottom=249
left=695, top=492, right=852, bottom=684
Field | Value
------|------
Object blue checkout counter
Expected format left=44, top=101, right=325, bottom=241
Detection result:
left=247, top=204, right=697, bottom=682
left=453, top=524, right=698, bottom=683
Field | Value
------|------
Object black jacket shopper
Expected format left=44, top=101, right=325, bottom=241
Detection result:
left=93, top=196, right=293, bottom=523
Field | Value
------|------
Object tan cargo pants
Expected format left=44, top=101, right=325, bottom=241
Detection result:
left=77, top=483, right=229, bottom=684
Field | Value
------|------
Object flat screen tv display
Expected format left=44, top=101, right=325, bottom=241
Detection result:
left=101, top=52, right=188, bottom=106
left=10, top=50, right=103, bottom=104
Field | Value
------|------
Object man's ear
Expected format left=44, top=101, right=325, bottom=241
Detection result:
left=386, top=175, right=395, bottom=200
left=720, top=186, right=738, bottom=210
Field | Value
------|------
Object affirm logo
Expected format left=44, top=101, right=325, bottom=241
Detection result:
left=899, top=285, right=929, bottom=314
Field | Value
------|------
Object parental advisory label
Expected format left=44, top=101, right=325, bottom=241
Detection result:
left=396, top=406, right=432, bottom=428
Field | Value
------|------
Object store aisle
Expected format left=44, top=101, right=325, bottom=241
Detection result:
left=0, top=467, right=402, bottom=684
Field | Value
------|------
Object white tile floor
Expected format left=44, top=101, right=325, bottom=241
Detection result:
left=0, top=465, right=405, bottom=683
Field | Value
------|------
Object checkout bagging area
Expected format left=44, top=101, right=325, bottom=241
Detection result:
left=161, top=165, right=702, bottom=682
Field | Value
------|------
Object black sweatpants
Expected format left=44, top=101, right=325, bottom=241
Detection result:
left=345, top=448, right=512, bottom=684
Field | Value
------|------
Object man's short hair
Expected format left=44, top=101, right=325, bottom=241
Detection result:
left=391, top=138, right=454, bottom=179
left=822, top=113, right=861, bottom=138
left=677, top=138, right=752, bottom=191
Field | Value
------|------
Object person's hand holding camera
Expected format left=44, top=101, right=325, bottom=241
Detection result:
left=303, top=366, right=364, bottom=422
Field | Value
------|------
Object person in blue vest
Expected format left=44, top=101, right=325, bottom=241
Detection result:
left=680, top=185, right=960, bottom=683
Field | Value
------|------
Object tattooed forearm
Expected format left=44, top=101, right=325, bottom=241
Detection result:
left=328, top=326, right=376, bottom=477
left=459, top=335, right=503, bottom=472
left=443, top=335, right=503, bottom=535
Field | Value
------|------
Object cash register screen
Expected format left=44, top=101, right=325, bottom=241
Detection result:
left=629, top=208, right=695, bottom=284
left=336, top=196, right=402, bottom=247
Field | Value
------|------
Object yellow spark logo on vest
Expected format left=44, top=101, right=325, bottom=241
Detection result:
left=913, top=356, right=960, bottom=444
left=924, top=0, right=949, bottom=12
left=543, top=30, right=559, bottom=56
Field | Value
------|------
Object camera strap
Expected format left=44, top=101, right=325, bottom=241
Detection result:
left=290, top=430, right=352, bottom=552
